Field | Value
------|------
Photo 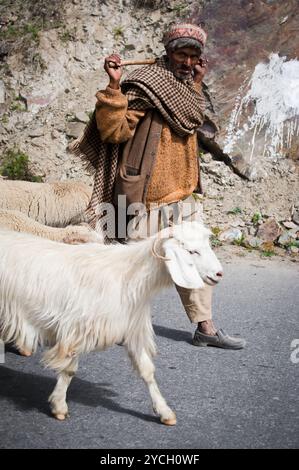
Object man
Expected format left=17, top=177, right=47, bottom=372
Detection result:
left=75, top=23, right=245, bottom=350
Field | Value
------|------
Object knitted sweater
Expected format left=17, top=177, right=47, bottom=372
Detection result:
left=95, top=85, right=200, bottom=206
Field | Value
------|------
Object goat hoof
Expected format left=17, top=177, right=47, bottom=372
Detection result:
left=160, top=415, right=177, bottom=426
left=54, top=413, right=68, bottom=421
left=18, top=349, right=32, bottom=357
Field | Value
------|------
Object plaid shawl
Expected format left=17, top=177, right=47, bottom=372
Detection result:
left=70, top=55, right=206, bottom=233
left=122, top=55, right=205, bottom=136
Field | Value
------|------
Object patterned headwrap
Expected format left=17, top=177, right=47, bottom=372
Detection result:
left=162, top=23, right=207, bottom=49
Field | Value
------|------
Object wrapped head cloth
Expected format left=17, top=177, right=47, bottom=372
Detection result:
left=162, top=23, right=207, bottom=49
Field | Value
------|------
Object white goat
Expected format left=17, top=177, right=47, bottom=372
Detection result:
left=0, top=209, right=102, bottom=244
left=0, top=180, right=91, bottom=227
left=0, top=221, right=222, bottom=425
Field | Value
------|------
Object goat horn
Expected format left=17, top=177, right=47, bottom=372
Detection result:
left=151, top=238, right=171, bottom=261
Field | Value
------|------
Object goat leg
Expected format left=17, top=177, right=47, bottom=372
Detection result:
left=48, top=357, right=79, bottom=420
left=127, top=346, right=176, bottom=426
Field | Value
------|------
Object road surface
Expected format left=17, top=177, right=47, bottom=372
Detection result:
left=0, top=255, right=298, bottom=449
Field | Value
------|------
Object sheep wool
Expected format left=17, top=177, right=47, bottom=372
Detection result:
left=0, top=180, right=92, bottom=227
left=0, top=209, right=102, bottom=244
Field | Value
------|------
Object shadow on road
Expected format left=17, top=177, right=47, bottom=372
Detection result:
left=153, top=324, right=193, bottom=344
left=4, top=343, right=23, bottom=355
left=0, top=365, right=158, bottom=424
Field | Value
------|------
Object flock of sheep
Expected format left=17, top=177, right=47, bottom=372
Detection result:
left=0, top=178, right=222, bottom=425
left=0, top=179, right=101, bottom=243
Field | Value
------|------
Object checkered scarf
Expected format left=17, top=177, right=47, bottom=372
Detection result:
left=123, top=55, right=205, bottom=136
left=70, top=117, right=119, bottom=232
left=70, top=55, right=205, bottom=236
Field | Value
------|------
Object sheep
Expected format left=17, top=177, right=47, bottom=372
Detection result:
left=0, top=179, right=92, bottom=227
left=0, top=220, right=223, bottom=425
left=0, top=209, right=103, bottom=244
left=0, top=209, right=103, bottom=357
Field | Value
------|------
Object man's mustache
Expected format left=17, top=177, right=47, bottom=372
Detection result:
left=178, top=66, right=192, bottom=72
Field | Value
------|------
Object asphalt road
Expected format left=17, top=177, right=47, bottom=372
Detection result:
left=0, top=256, right=298, bottom=449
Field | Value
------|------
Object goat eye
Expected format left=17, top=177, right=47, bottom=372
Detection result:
left=189, top=250, right=200, bottom=256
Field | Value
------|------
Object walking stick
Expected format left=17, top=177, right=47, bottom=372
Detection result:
left=107, top=58, right=157, bottom=68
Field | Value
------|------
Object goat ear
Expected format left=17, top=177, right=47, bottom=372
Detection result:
left=164, top=243, right=205, bottom=289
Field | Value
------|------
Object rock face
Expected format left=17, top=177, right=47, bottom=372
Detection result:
left=197, top=0, right=299, bottom=131
left=0, top=0, right=298, bottom=252
left=191, top=0, right=299, bottom=177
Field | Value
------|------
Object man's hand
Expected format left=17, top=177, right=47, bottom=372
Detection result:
left=193, top=58, right=208, bottom=84
left=104, top=54, right=122, bottom=89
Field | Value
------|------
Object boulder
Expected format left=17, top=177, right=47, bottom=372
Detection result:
left=256, top=218, right=282, bottom=242
left=219, top=228, right=243, bottom=243
left=282, top=221, right=299, bottom=230
left=20, top=91, right=54, bottom=114
left=291, top=203, right=299, bottom=225
left=0, top=80, right=5, bottom=104
left=66, top=122, right=85, bottom=139
left=247, top=236, right=263, bottom=249
left=74, top=112, right=89, bottom=124
left=28, top=128, right=45, bottom=138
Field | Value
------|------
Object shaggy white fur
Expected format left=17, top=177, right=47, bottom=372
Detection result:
left=0, top=221, right=222, bottom=425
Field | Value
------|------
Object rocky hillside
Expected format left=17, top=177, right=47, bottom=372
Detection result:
left=0, top=0, right=298, bottom=257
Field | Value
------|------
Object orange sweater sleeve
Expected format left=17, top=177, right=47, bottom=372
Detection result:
left=95, top=86, right=146, bottom=144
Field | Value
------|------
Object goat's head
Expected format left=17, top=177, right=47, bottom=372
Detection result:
left=155, top=221, right=223, bottom=289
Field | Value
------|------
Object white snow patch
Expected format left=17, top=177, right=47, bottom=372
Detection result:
left=224, top=53, right=299, bottom=161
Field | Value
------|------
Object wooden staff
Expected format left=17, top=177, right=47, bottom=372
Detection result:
left=107, top=57, right=209, bottom=68
left=107, top=58, right=157, bottom=68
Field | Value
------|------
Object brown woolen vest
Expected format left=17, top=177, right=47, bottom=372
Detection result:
left=113, top=110, right=202, bottom=209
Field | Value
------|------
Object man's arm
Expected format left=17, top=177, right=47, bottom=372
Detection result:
left=95, top=87, right=145, bottom=143
left=95, top=53, right=145, bottom=143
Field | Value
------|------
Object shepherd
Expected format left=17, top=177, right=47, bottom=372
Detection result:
left=73, top=22, right=246, bottom=350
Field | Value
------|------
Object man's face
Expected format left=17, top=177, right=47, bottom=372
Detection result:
left=167, top=47, right=201, bottom=80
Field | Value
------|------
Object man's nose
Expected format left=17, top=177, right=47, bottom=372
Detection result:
left=183, top=57, right=192, bottom=67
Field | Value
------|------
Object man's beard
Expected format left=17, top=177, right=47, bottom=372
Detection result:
left=167, top=60, right=193, bottom=80
left=173, top=68, right=193, bottom=80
